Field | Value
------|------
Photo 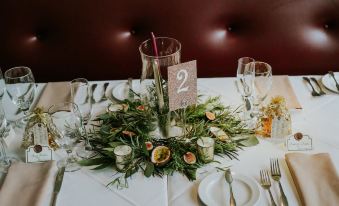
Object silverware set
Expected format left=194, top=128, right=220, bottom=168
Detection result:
left=260, top=158, right=288, bottom=206
left=302, top=77, right=325, bottom=96
left=303, top=71, right=339, bottom=96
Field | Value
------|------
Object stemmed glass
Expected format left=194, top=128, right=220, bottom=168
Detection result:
left=252, top=61, right=273, bottom=115
left=236, top=57, right=255, bottom=122
left=48, top=102, right=82, bottom=172
left=0, top=68, right=17, bottom=172
left=4, top=66, right=36, bottom=123
left=70, top=78, right=96, bottom=159
left=0, top=101, right=15, bottom=172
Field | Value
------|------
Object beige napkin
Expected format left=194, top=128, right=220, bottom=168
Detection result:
left=266, top=75, right=302, bottom=109
left=35, top=82, right=71, bottom=112
left=0, top=161, right=58, bottom=206
left=285, top=153, right=339, bottom=206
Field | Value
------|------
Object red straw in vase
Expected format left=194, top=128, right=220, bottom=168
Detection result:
left=150, top=32, right=159, bottom=57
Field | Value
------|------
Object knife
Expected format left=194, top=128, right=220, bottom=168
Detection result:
left=50, top=166, right=65, bottom=206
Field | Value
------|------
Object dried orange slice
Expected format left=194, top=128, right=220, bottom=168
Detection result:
left=205, top=111, right=216, bottom=120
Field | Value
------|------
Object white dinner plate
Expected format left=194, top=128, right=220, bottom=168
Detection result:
left=112, top=80, right=141, bottom=101
left=198, top=172, right=260, bottom=206
left=321, top=72, right=339, bottom=94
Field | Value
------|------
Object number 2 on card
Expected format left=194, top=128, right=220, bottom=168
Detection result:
left=177, top=69, right=189, bottom=94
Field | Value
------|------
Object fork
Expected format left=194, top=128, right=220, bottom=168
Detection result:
left=260, top=170, right=277, bottom=206
left=302, top=77, right=320, bottom=96
left=310, top=77, right=326, bottom=95
left=271, top=159, right=289, bottom=206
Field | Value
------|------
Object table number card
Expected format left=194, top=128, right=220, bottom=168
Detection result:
left=168, top=60, right=197, bottom=111
left=286, top=132, right=313, bottom=151
left=26, top=145, right=53, bottom=163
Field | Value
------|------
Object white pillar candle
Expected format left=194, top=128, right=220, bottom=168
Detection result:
left=114, top=145, right=132, bottom=172
left=197, top=137, right=215, bottom=163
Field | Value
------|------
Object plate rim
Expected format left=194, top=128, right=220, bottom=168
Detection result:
left=198, top=172, right=260, bottom=206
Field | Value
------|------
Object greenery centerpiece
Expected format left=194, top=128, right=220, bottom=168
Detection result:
left=80, top=96, right=258, bottom=185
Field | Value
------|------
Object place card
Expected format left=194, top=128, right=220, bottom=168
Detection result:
left=168, top=60, right=197, bottom=111
left=286, top=132, right=312, bottom=151
left=26, top=145, right=53, bottom=163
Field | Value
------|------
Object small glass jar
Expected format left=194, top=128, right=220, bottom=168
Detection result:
left=114, top=145, right=132, bottom=172
left=197, top=137, right=215, bottom=163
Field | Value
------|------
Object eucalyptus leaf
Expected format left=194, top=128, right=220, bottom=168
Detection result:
left=78, top=157, right=110, bottom=166
left=144, top=162, right=154, bottom=177
left=238, top=135, right=259, bottom=147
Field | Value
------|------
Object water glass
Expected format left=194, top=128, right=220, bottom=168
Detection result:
left=70, top=78, right=92, bottom=124
left=4, top=66, right=35, bottom=113
left=48, top=102, right=83, bottom=172
left=252, top=61, right=272, bottom=114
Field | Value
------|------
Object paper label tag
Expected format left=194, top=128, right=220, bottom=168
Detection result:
left=286, top=133, right=312, bottom=151
left=271, top=117, right=291, bottom=138
left=168, top=60, right=197, bottom=111
left=26, top=145, right=53, bottom=163
left=31, top=123, right=49, bottom=146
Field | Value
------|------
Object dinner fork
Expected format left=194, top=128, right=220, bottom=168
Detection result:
left=310, top=77, right=326, bottom=95
left=270, top=158, right=288, bottom=206
left=302, top=77, right=320, bottom=96
left=260, top=170, right=277, bottom=206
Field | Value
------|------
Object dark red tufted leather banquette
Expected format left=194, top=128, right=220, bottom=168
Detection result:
left=0, top=0, right=338, bottom=82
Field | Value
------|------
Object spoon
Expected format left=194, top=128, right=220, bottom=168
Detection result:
left=225, top=169, right=236, bottom=206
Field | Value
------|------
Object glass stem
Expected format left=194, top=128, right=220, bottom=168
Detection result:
left=0, top=138, right=8, bottom=161
left=66, top=150, right=73, bottom=163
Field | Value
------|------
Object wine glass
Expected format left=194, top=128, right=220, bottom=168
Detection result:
left=4, top=66, right=35, bottom=121
left=0, top=101, right=16, bottom=172
left=252, top=61, right=273, bottom=115
left=48, top=102, right=82, bottom=172
left=236, top=57, right=255, bottom=121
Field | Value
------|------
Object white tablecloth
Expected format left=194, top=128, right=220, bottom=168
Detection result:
left=2, top=76, right=339, bottom=206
